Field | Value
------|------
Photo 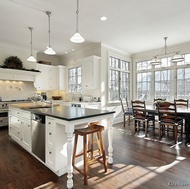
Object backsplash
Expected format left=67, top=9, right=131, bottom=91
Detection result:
left=0, top=80, right=36, bottom=101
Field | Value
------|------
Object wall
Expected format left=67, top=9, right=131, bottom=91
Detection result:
left=0, top=80, right=36, bottom=101
left=0, top=42, right=37, bottom=70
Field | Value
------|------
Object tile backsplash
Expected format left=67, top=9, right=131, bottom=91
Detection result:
left=0, top=80, right=36, bottom=101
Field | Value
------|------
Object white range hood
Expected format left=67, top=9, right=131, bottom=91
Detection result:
left=0, top=68, right=40, bottom=82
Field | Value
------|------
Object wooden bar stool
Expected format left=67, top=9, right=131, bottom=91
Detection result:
left=72, top=124, right=107, bottom=185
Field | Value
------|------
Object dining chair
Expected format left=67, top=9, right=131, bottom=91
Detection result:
left=174, top=99, right=189, bottom=136
left=157, top=101, right=183, bottom=143
left=131, top=100, right=155, bottom=137
left=174, top=99, right=189, bottom=108
left=120, top=97, right=133, bottom=127
left=154, top=98, right=166, bottom=102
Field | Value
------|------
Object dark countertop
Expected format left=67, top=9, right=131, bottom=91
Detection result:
left=26, top=105, right=115, bottom=121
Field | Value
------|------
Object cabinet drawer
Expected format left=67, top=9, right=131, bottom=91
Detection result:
left=46, top=146, right=55, bottom=170
left=22, top=111, right=31, bottom=119
left=46, top=129, right=55, bottom=148
left=9, top=109, right=21, bottom=118
left=46, top=117, right=55, bottom=130
left=9, top=126, right=21, bottom=141
left=9, top=115, right=21, bottom=126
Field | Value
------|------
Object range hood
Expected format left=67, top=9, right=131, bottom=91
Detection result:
left=0, top=68, right=40, bottom=82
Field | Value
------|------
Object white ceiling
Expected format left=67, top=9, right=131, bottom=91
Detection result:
left=1, top=0, right=190, bottom=56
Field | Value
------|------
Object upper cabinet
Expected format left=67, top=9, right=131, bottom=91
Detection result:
left=34, top=64, right=65, bottom=91
left=80, top=56, right=100, bottom=89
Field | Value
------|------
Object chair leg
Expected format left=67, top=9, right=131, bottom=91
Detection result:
left=83, top=135, right=88, bottom=185
left=145, top=121, right=148, bottom=137
left=123, top=114, right=126, bottom=127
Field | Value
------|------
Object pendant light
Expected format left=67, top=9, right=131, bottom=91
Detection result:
left=70, top=0, right=85, bottom=43
left=171, top=51, right=184, bottom=63
left=27, top=27, right=36, bottom=62
left=44, top=11, right=56, bottom=55
left=150, top=37, right=184, bottom=65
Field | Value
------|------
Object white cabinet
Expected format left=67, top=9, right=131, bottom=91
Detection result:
left=57, top=65, right=66, bottom=90
left=80, top=102, right=101, bottom=109
left=45, top=116, right=67, bottom=172
left=35, top=64, right=58, bottom=90
left=9, top=108, right=31, bottom=152
left=80, top=56, right=100, bottom=89
left=21, top=110, right=31, bottom=151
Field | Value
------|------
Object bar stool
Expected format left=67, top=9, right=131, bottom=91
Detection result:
left=72, top=124, right=107, bottom=185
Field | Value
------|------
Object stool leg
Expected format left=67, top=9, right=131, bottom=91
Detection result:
left=83, top=135, right=88, bottom=185
left=98, top=131, right=107, bottom=172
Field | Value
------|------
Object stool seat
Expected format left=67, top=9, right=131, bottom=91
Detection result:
left=72, top=124, right=107, bottom=185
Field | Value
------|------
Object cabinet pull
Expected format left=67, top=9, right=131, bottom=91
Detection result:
left=28, top=125, right=30, bottom=127
left=48, top=122, right=51, bottom=124
left=49, top=151, right=52, bottom=154
left=49, top=133, right=52, bottom=135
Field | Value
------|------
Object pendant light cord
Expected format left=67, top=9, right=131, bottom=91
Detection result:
left=76, top=0, right=79, bottom=33
left=29, top=27, right=33, bottom=55
left=46, top=11, right=51, bottom=48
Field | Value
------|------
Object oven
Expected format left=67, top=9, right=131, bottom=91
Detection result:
left=0, top=103, right=8, bottom=127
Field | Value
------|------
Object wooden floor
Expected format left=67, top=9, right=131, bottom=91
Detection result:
left=1, top=120, right=190, bottom=189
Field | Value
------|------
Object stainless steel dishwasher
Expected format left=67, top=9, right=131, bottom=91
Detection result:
left=32, top=113, right=45, bottom=162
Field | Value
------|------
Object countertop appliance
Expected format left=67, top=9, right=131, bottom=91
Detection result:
left=32, top=113, right=46, bottom=162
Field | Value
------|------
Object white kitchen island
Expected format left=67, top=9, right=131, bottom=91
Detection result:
left=9, top=104, right=115, bottom=189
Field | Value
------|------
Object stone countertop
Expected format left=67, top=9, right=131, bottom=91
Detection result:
left=30, top=106, right=115, bottom=121
left=9, top=103, right=115, bottom=121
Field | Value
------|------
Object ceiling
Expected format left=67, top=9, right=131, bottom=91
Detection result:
left=1, top=0, right=190, bottom=56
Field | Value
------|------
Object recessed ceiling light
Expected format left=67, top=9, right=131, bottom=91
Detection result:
left=100, top=16, right=107, bottom=21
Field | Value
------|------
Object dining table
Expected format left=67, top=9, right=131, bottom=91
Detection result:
left=146, top=105, right=190, bottom=144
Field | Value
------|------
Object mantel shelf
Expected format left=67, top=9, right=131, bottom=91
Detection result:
left=0, top=68, right=40, bottom=81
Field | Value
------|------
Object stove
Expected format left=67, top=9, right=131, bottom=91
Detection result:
left=0, top=100, right=31, bottom=127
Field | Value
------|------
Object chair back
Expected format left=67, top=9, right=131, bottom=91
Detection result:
left=131, top=100, right=147, bottom=120
left=154, top=98, right=166, bottom=102
left=120, top=97, right=130, bottom=113
left=174, top=99, right=189, bottom=108
left=157, top=101, right=177, bottom=124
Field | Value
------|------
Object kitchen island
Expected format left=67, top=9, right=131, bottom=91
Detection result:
left=8, top=103, right=115, bottom=189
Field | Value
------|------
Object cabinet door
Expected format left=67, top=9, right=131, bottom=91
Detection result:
left=21, top=119, right=31, bottom=151
left=57, top=66, right=66, bottom=90
left=35, top=64, right=58, bottom=90
left=81, top=56, right=100, bottom=89
left=35, top=64, right=49, bottom=90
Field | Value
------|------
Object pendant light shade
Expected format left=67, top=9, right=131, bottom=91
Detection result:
left=171, top=51, right=184, bottom=63
left=44, top=11, right=56, bottom=55
left=150, top=56, right=161, bottom=66
left=27, top=27, right=36, bottom=62
left=70, top=0, right=85, bottom=43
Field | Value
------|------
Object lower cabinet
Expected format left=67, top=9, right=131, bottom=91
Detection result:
left=9, top=108, right=31, bottom=152
left=46, top=116, right=67, bottom=173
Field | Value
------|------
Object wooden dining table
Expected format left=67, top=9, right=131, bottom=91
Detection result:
left=146, top=105, right=190, bottom=144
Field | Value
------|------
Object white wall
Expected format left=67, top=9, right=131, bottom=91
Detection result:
left=0, top=42, right=37, bottom=70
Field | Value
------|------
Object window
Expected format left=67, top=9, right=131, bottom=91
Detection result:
left=109, top=56, right=130, bottom=102
left=68, top=66, right=82, bottom=93
left=136, top=53, right=190, bottom=101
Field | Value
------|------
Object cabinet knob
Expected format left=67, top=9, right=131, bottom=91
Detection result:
left=48, top=122, right=51, bottom=124
left=49, top=151, right=52, bottom=154
left=28, top=125, right=30, bottom=127
left=49, top=133, right=52, bottom=135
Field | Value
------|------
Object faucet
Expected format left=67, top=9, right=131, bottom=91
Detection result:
left=45, top=99, right=53, bottom=108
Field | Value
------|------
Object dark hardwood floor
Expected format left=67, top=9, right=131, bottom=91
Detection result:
left=1, top=120, right=190, bottom=189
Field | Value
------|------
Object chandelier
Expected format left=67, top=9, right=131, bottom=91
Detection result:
left=150, top=37, right=184, bottom=65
